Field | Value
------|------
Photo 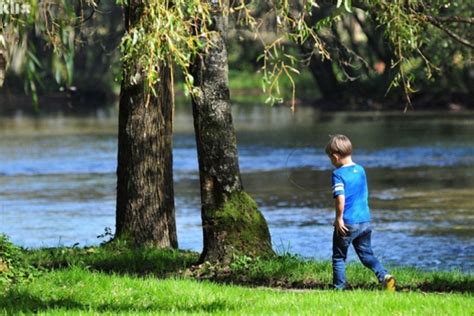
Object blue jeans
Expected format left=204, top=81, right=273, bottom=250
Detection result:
left=333, top=222, right=387, bottom=289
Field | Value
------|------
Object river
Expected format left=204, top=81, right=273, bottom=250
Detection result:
left=1, top=106, right=473, bottom=272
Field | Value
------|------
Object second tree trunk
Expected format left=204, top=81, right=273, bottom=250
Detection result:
left=191, top=1, right=274, bottom=264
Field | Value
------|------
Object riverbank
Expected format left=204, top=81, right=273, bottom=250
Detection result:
left=1, top=239, right=473, bottom=314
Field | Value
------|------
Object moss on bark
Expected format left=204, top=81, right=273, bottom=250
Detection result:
left=202, top=191, right=275, bottom=263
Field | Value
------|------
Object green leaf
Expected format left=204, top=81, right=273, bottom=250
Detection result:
left=132, top=31, right=139, bottom=46
left=186, top=73, right=194, bottom=85
left=344, top=0, right=352, bottom=12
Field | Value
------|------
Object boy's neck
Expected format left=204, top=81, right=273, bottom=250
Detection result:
left=337, top=155, right=354, bottom=168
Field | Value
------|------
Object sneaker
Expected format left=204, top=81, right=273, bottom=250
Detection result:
left=383, top=274, right=396, bottom=292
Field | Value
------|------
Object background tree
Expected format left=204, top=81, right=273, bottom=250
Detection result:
left=0, top=1, right=81, bottom=105
left=0, top=1, right=123, bottom=110
left=3, top=1, right=472, bottom=110
left=224, top=0, right=473, bottom=108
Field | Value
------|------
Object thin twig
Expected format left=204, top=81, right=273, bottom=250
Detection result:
left=434, top=16, right=474, bottom=25
left=425, top=15, right=474, bottom=49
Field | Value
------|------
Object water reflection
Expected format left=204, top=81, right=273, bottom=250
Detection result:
left=0, top=106, right=473, bottom=272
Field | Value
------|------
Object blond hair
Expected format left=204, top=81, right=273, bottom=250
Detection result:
left=325, top=134, right=353, bottom=157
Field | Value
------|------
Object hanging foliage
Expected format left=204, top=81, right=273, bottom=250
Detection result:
left=0, top=0, right=99, bottom=105
left=117, top=0, right=472, bottom=110
left=2, top=1, right=472, bottom=109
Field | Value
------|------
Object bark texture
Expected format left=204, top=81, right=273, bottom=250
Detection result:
left=0, top=37, right=6, bottom=88
left=191, top=1, right=274, bottom=263
left=115, top=1, right=177, bottom=248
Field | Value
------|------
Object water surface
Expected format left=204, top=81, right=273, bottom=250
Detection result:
left=1, top=107, right=473, bottom=272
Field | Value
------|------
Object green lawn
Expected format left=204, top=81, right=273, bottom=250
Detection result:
left=1, top=267, right=472, bottom=315
left=21, top=245, right=473, bottom=293
left=1, top=240, right=473, bottom=315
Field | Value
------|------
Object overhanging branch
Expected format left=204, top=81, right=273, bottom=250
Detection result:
left=74, top=0, right=101, bottom=27
left=426, top=15, right=474, bottom=49
left=434, top=16, right=474, bottom=25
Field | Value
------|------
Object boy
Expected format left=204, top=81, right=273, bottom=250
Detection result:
left=325, top=134, right=395, bottom=291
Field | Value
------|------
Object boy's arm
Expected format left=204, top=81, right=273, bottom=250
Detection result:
left=334, top=195, right=349, bottom=236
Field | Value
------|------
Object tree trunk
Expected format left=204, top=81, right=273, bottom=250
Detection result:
left=115, top=1, right=177, bottom=248
left=303, top=45, right=341, bottom=99
left=191, top=1, right=274, bottom=264
left=0, top=34, right=7, bottom=88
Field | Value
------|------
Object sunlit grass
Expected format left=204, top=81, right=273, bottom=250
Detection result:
left=22, top=243, right=474, bottom=293
left=1, top=242, right=472, bottom=314
left=1, top=267, right=472, bottom=315
left=228, top=69, right=317, bottom=105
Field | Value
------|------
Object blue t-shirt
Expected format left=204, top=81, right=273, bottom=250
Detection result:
left=331, top=163, right=371, bottom=224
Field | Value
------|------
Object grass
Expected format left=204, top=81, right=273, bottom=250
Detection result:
left=228, top=69, right=317, bottom=105
left=1, top=243, right=473, bottom=315
left=23, top=243, right=197, bottom=277
left=174, top=69, right=317, bottom=106
left=1, top=268, right=472, bottom=315
left=21, top=243, right=474, bottom=292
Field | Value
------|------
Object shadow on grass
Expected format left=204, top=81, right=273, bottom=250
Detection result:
left=85, top=249, right=198, bottom=277
left=398, top=274, right=474, bottom=293
left=206, top=262, right=474, bottom=294
left=0, top=289, right=235, bottom=314
left=26, top=244, right=199, bottom=278
left=25, top=247, right=474, bottom=294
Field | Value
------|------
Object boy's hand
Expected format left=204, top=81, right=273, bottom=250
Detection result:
left=334, top=218, right=349, bottom=236
left=334, top=195, right=347, bottom=236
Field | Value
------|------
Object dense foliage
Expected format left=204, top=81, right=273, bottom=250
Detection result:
left=0, top=0, right=121, bottom=106
left=0, top=234, right=36, bottom=287
left=1, top=1, right=472, bottom=108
